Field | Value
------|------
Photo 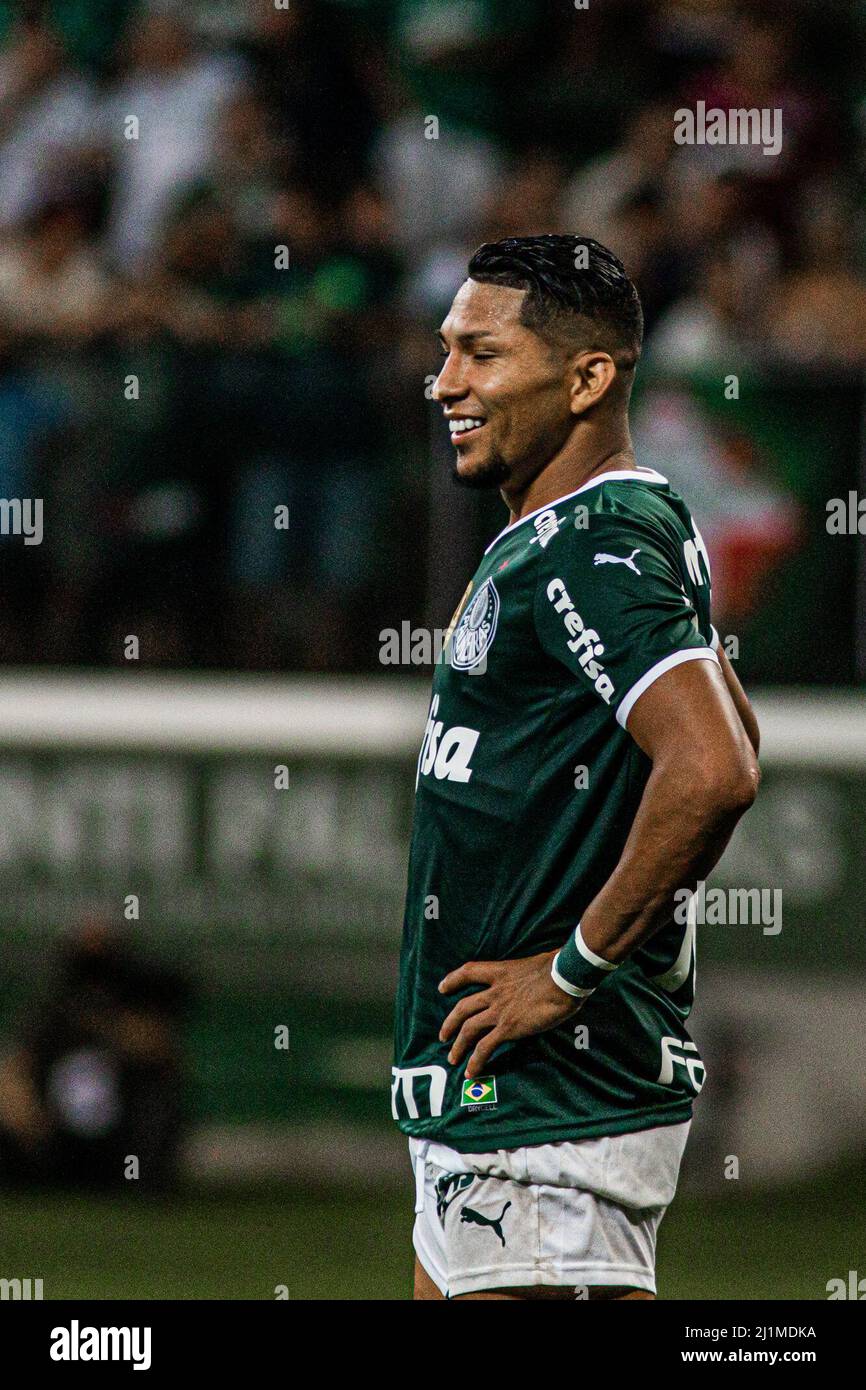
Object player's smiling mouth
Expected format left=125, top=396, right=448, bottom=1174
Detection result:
left=448, top=415, right=487, bottom=444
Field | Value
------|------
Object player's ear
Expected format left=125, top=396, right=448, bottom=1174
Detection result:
left=568, top=350, right=618, bottom=416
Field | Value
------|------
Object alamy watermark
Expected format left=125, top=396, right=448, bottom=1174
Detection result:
left=674, top=879, right=782, bottom=935
left=1, top=1276, right=43, bottom=1299
left=379, top=623, right=487, bottom=674
left=0, top=498, right=42, bottom=544
left=826, top=492, right=866, bottom=534
left=674, top=101, right=782, bottom=157
left=827, top=1270, right=866, bottom=1299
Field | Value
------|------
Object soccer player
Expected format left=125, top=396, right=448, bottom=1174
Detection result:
left=392, top=235, right=761, bottom=1301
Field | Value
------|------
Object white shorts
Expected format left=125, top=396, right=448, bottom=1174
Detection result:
left=410, top=1120, right=691, bottom=1298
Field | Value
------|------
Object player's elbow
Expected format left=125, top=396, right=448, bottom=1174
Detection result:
left=701, top=751, right=761, bottom=818
left=723, top=756, right=761, bottom=814
left=676, top=748, right=760, bottom=821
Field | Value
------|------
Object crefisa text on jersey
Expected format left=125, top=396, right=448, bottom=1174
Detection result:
left=546, top=578, right=614, bottom=702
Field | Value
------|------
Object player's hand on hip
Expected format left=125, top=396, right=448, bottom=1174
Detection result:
left=438, top=952, right=583, bottom=1078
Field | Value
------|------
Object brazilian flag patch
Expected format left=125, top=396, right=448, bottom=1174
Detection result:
left=461, top=1076, right=498, bottom=1107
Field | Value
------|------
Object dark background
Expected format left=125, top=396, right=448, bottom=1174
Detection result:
left=0, top=0, right=862, bottom=680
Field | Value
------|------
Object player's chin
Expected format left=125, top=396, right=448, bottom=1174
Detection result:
left=451, top=449, right=511, bottom=491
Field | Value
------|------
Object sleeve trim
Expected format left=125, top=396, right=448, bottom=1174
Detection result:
left=616, top=648, right=720, bottom=729
left=710, top=626, right=720, bottom=652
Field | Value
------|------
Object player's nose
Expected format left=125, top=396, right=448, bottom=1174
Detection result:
left=431, top=356, right=466, bottom=402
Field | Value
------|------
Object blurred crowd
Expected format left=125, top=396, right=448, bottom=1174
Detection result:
left=0, top=919, right=189, bottom=1190
left=0, top=0, right=862, bottom=671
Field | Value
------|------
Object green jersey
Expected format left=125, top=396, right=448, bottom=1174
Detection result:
left=392, top=468, right=718, bottom=1150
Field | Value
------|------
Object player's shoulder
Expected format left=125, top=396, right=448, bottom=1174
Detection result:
left=572, top=467, right=688, bottom=528
left=540, top=469, right=692, bottom=563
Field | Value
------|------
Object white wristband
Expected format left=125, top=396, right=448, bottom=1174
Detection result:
left=574, top=922, right=618, bottom=972
left=551, top=922, right=619, bottom=998
left=550, top=952, right=596, bottom=998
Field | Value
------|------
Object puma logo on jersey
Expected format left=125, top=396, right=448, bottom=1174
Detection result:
left=416, top=695, right=479, bottom=787
left=546, top=579, right=615, bottom=703
left=460, top=1201, right=512, bottom=1246
left=593, top=548, right=642, bottom=574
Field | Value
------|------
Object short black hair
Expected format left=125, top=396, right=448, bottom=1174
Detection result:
left=467, top=234, right=643, bottom=370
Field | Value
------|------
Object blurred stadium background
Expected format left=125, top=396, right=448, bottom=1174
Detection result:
left=0, top=0, right=864, bottom=1300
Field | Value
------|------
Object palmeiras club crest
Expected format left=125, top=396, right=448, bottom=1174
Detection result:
left=450, top=578, right=500, bottom=670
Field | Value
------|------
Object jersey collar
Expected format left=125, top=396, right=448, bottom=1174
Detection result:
left=483, top=468, right=670, bottom=556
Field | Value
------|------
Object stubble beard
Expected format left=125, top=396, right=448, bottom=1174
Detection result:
left=451, top=449, right=511, bottom=490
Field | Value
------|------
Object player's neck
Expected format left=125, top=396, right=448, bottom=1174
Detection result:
left=502, top=438, right=637, bottom=526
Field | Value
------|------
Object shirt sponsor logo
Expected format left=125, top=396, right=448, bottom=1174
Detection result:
left=391, top=1064, right=447, bottom=1119
left=529, top=509, right=564, bottom=549
left=450, top=578, right=499, bottom=670
left=546, top=578, right=615, bottom=704
left=658, top=1036, right=705, bottom=1092
left=416, top=695, right=479, bottom=787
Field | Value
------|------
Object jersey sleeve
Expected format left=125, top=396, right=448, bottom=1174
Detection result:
left=533, top=510, right=718, bottom=728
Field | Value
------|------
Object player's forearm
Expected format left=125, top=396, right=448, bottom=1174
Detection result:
left=576, top=753, right=758, bottom=967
